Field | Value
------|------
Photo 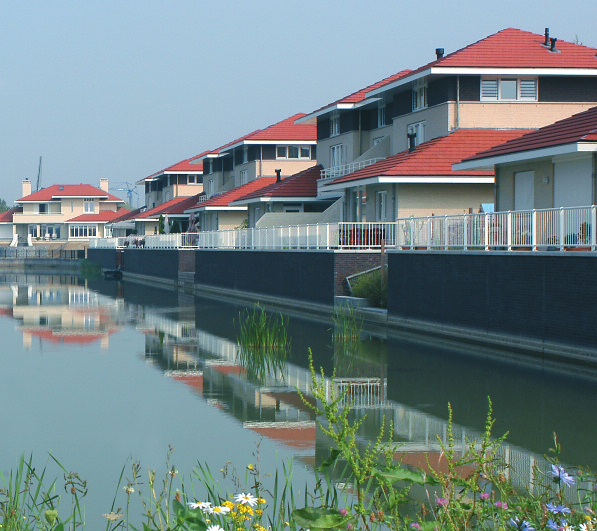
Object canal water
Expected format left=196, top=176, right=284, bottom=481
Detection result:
left=1, top=273, right=596, bottom=528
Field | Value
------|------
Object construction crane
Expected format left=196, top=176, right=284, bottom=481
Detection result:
left=110, top=182, right=139, bottom=208
left=35, top=156, right=42, bottom=191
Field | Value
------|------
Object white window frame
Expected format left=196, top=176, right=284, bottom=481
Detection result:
left=84, top=198, right=94, bottom=213
left=242, top=146, right=248, bottom=164
left=188, top=174, right=196, bottom=184
left=407, top=121, right=426, bottom=147
left=330, top=144, right=345, bottom=168
left=239, top=169, right=248, bottom=185
left=480, top=77, right=537, bottom=101
left=412, top=80, right=428, bottom=111
left=69, top=224, right=97, bottom=238
left=377, top=103, right=386, bottom=128
left=330, top=111, right=340, bottom=137
left=376, top=191, right=387, bottom=221
left=276, top=145, right=311, bottom=160
left=208, top=179, right=215, bottom=196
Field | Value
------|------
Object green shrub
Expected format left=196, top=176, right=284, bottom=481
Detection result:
left=350, top=267, right=387, bottom=308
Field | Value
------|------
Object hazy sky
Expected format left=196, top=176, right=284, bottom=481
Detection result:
left=1, top=0, right=595, bottom=205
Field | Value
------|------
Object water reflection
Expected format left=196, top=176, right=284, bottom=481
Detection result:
left=0, top=274, right=595, bottom=524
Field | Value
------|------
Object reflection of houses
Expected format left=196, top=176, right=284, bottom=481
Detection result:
left=2, top=283, right=122, bottom=349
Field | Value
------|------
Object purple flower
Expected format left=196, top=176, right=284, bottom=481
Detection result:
left=410, top=524, right=421, bottom=530
left=435, top=497, right=448, bottom=507
left=546, top=519, right=558, bottom=531
left=339, top=509, right=348, bottom=516
left=508, top=516, right=535, bottom=530
left=551, top=464, right=575, bottom=487
left=547, top=502, right=571, bottom=515
left=480, top=492, right=490, bottom=500
left=494, top=501, right=508, bottom=510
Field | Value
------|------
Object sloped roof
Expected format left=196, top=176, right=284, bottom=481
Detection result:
left=135, top=194, right=206, bottom=219
left=139, top=152, right=208, bottom=184
left=18, top=184, right=123, bottom=203
left=231, top=165, right=323, bottom=204
left=69, top=207, right=131, bottom=223
left=326, top=129, right=532, bottom=187
left=305, top=70, right=412, bottom=117
left=0, top=207, right=22, bottom=222
left=192, top=178, right=278, bottom=209
left=196, top=114, right=317, bottom=160
left=461, top=105, right=597, bottom=162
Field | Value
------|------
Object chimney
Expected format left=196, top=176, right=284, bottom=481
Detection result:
left=22, top=179, right=32, bottom=198
left=544, top=28, right=550, bottom=46
left=435, top=48, right=444, bottom=59
left=550, top=37, right=558, bottom=52
left=100, top=178, right=109, bottom=192
left=275, top=169, right=282, bottom=183
left=407, top=133, right=417, bottom=153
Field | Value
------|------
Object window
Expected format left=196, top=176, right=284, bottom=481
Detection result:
left=330, top=111, right=340, bottom=136
left=242, top=147, right=248, bottom=164
left=240, top=170, right=248, bottom=185
left=70, top=225, right=97, bottom=238
left=412, top=80, right=428, bottom=111
left=38, top=204, right=46, bottom=214
left=330, top=144, right=345, bottom=168
left=378, top=103, right=386, bottom=127
left=481, top=77, right=537, bottom=101
left=188, top=175, right=196, bottom=184
left=276, top=145, right=311, bottom=160
left=208, top=179, right=215, bottom=196
left=376, top=191, right=387, bottom=221
left=84, top=198, right=94, bottom=213
left=407, top=121, right=426, bottom=147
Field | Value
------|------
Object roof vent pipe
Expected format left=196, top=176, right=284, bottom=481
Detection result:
left=435, top=48, right=444, bottom=59
left=550, top=37, right=557, bottom=51
left=275, top=168, right=282, bottom=183
left=544, top=28, right=550, bottom=46
left=407, top=133, right=417, bottom=153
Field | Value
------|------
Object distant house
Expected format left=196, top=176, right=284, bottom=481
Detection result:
left=13, top=178, right=128, bottom=242
left=131, top=194, right=205, bottom=235
left=193, top=113, right=317, bottom=199
left=454, top=106, right=597, bottom=211
left=137, top=155, right=206, bottom=210
left=229, top=165, right=340, bottom=227
left=298, top=28, right=597, bottom=221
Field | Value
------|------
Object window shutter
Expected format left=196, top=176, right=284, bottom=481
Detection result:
left=520, top=79, right=537, bottom=99
left=481, top=79, right=498, bottom=100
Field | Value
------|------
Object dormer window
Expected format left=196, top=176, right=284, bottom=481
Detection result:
left=481, top=77, right=537, bottom=101
left=330, top=111, right=340, bottom=137
left=412, top=80, right=428, bottom=111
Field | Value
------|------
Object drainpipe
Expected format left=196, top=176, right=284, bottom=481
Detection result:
left=456, top=75, right=460, bottom=130
left=593, top=152, right=597, bottom=205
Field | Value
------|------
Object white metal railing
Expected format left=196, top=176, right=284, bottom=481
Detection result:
left=320, top=158, right=385, bottom=181
left=89, top=205, right=597, bottom=252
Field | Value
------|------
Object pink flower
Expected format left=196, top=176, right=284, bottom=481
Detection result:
left=410, top=524, right=421, bottom=530
left=436, top=497, right=448, bottom=507
left=494, top=502, right=508, bottom=510
left=480, top=492, right=490, bottom=500
left=339, top=509, right=348, bottom=516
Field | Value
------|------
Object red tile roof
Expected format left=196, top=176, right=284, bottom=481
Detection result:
left=194, top=178, right=278, bottom=208
left=0, top=207, right=22, bottom=222
left=141, top=153, right=208, bottom=183
left=232, top=165, right=322, bottom=203
left=462, top=105, right=597, bottom=161
left=429, top=28, right=597, bottom=70
left=135, top=194, right=205, bottom=219
left=308, top=70, right=412, bottom=115
left=18, top=184, right=123, bottom=203
left=327, top=129, right=532, bottom=185
left=69, top=208, right=131, bottom=223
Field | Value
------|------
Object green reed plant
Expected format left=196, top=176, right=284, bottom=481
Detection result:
left=236, top=304, right=290, bottom=350
left=332, top=305, right=363, bottom=343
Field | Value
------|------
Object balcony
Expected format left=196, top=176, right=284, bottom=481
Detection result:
left=319, top=158, right=384, bottom=183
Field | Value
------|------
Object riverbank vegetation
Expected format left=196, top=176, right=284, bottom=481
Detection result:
left=349, top=268, right=387, bottom=309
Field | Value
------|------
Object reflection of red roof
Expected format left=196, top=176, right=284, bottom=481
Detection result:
left=22, top=328, right=115, bottom=345
left=211, top=364, right=244, bottom=376
left=0, top=206, right=22, bottom=222
left=135, top=194, right=205, bottom=219
left=194, top=178, right=278, bottom=209
left=327, top=129, right=531, bottom=186
left=247, top=423, right=315, bottom=449
left=462, top=105, right=597, bottom=162
left=18, top=184, right=123, bottom=203
left=170, top=373, right=204, bottom=391
left=69, top=208, right=130, bottom=223
left=232, top=165, right=322, bottom=204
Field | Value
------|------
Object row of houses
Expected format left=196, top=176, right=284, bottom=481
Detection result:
left=3, top=27, right=597, bottom=243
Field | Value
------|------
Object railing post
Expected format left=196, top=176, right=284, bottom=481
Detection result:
left=532, top=209, right=537, bottom=251
left=463, top=214, right=468, bottom=251
left=507, top=211, right=512, bottom=251
left=444, top=215, right=448, bottom=250
left=426, top=217, right=431, bottom=248
left=484, top=213, right=490, bottom=251
left=410, top=219, right=414, bottom=249
left=559, top=207, right=565, bottom=251
left=591, top=205, right=597, bottom=251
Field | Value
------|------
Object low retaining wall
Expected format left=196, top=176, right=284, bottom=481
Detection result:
left=387, top=251, right=597, bottom=354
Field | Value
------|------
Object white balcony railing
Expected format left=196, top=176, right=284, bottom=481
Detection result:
left=89, top=205, right=597, bottom=253
left=320, top=158, right=385, bottom=182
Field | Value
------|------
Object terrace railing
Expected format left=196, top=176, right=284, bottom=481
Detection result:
left=89, top=205, right=597, bottom=252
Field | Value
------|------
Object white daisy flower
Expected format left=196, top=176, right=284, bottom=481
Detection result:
left=208, top=505, right=231, bottom=515
left=188, top=501, right=212, bottom=511
left=234, top=492, right=258, bottom=507
left=207, top=526, right=224, bottom=531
